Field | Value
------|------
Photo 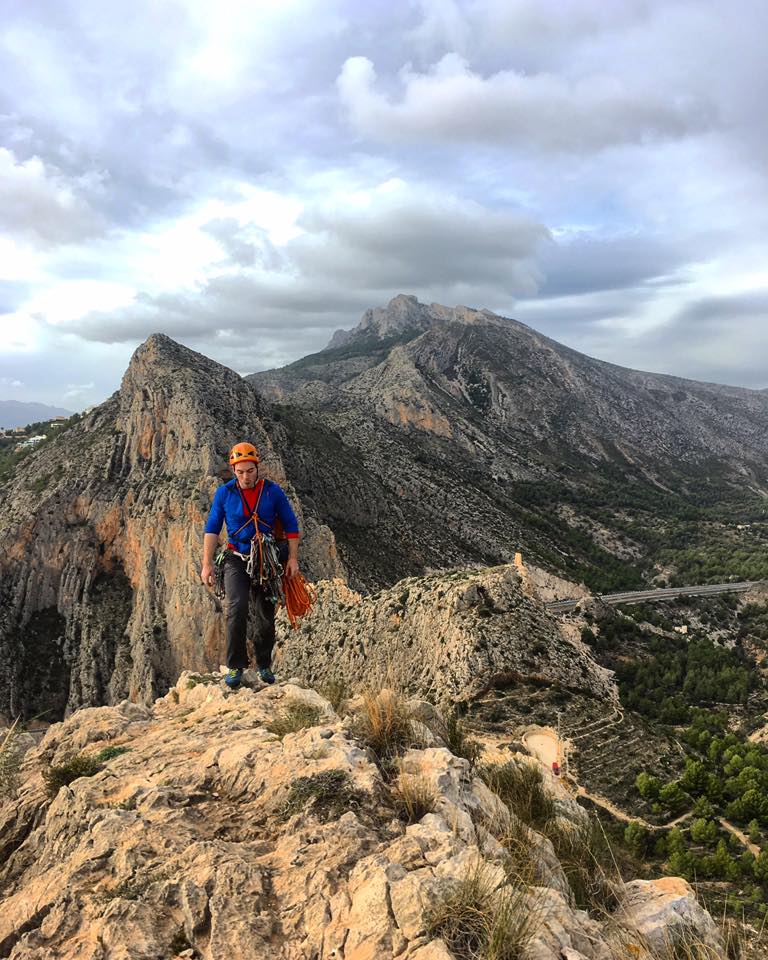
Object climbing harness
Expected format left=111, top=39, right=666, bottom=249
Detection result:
left=213, top=478, right=315, bottom=627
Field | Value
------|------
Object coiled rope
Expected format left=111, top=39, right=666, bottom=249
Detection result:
left=283, top=572, right=316, bottom=629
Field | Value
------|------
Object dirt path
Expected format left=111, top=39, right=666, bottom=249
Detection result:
left=719, top=817, right=761, bottom=856
left=520, top=724, right=754, bottom=850
left=522, top=727, right=559, bottom=767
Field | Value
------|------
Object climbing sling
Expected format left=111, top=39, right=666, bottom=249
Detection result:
left=214, top=480, right=315, bottom=628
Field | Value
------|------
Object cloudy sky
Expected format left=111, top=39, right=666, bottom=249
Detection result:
left=1, top=0, right=767, bottom=409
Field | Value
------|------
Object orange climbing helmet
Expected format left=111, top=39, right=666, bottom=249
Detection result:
left=229, top=442, right=260, bottom=466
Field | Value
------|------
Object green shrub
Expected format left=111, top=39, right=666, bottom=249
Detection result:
left=43, top=753, right=104, bottom=798
left=278, top=769, right=368, bottom=822
left=94, top=745, right=131, bottom=763
left=267, top=701, right=323, bottom=738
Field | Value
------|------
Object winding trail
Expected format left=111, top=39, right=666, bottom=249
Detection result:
left=521, top=723, right=755, bottom=850
left=719, top=818, right=761, bottom=856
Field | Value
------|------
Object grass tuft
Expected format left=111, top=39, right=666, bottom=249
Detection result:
left=543, top=815, right=619, bottom=913
left=318, top=678, right=350, bottom=712
left=351, top=689, right=415, bottom=769
left=267, top=701, right=323, bottom=738
left=657, top=923, right=728, bottom=960
left=0, top=718, right=24, bottom=800
left=478, top=761, right=555, bottom=829
left=43, top=753, right=104, bottom=798
left=278, top=769, right=368, bottom=822
left=434, top=710, right=482, bottom=766
left=390, top=773, right=437, bottom=823
left=426, top=863, right=540, bottom=960
left=485, top=810, right=540, bottom=887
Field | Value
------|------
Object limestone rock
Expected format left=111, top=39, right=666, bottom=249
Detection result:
left=617, top=877, right=724, bottom=953
left=0, top=335, right=344, bottom=721
left=278, top=565, right=616, bottom=706
left=0, top=675, right=725, bottom=959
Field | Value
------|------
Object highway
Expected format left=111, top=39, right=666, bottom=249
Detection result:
left=545, top=580, right=760, bottom=613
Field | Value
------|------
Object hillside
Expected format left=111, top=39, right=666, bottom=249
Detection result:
left=250, top=295, right=768, bottom=592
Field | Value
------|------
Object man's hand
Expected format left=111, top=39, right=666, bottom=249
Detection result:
left=201, top=563, right=215, bottom=587
left=284, top=556, right=299, bottom=579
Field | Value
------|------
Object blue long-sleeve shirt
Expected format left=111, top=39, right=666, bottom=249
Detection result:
left=204, top=478, right=299, bottom=553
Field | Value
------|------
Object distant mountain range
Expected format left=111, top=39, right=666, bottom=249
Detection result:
left=0, top=400, right=73, bottom=429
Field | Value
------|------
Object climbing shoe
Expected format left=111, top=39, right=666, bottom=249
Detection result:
left=258, top=667, right=276, bottom=685
left=224, top=668, right=243, bottom=689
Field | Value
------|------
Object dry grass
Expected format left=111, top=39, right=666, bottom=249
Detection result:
left=278, top=769, right=369, bottom=822
left=485, top=809, right=540, bottom=887
left=390, top=773, right=437, bottom=823
left=0, top=717, right=24, bottom=800
left=433, top=710, right=482, bottom=766
left=317, top=678, right=350, bottom=712
left=543, top=815, right=620, bottom=913
left=267, top=701, right=324, bottom=738
left=657, top=923, right=729, bottom=960
left=351, top=689, right=416, bottom=769
left=478, top=760, right=556, bottom=829
left=426, top=863, right=541, bottom=960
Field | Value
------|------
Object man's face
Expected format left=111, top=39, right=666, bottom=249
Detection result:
left=234, top=462, right=258, bottom=487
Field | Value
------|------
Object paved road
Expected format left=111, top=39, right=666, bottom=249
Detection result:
left=546, top=580, right=760, bottom=613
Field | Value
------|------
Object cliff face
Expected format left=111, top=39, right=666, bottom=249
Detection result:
left=0, top=676, right=725, bottom=960
left=0, top=335, right=343, bottom=721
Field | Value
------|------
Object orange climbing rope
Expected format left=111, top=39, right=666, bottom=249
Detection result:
left=282, top=571, right=316, bottom=629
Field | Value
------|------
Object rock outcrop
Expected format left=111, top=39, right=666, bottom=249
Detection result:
left=0, top=335, right=343, bottom=720
left=277, top=564, right=615, bottom=707
left=0, top=676, right=724, bottom=959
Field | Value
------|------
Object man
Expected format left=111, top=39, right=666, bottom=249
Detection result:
left=201, top=442, right=300, bottom=688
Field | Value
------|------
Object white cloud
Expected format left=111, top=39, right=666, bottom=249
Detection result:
left=52, top=176, right=548, bottom=361
left=337, top=53, right=714, bottom=152
left=0, top=0, right=766, bottom=398
left=63, top=381, right=95, bottom=400
left=0, top=147, right=104, bottom=246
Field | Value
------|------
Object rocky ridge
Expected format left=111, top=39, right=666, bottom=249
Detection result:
left=0, top=335, right=343, bottom=721
left=0, top=675, right=725, bottom=960
left=277, top=563, right=614, bottom=707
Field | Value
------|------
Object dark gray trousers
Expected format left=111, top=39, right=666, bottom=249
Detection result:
left=223, top=553, right=276, bottom=670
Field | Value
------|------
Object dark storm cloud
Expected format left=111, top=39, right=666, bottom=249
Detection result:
left=534, top=234, right=690, bottom=298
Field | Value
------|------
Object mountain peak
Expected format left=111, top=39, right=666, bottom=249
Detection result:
left=324, top=294, right=506, bottom=350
